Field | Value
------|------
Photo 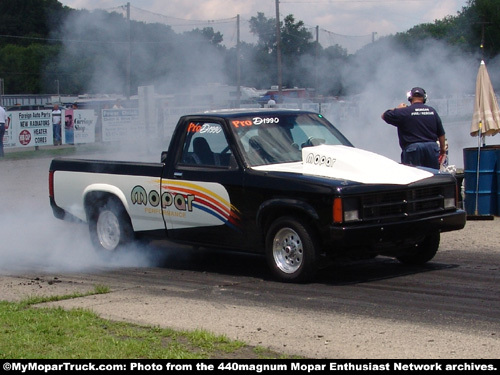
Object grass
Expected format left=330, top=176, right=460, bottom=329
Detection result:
left=0, top=286, right=293, bottom=359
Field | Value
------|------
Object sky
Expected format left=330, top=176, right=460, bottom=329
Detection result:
left=58, top=0, right=470, bottom=48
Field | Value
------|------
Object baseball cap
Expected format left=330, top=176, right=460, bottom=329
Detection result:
left=410, top=87, right=426, bottom=97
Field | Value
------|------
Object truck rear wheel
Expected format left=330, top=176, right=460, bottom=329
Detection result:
left=265, top=216, right=318, bottom=282
left=396, top=232, right=440, bottom=265
left=88, top=196, right=134, bottom=253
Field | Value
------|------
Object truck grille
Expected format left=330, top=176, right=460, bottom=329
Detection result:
left=361, top=186, right=445, bottom=221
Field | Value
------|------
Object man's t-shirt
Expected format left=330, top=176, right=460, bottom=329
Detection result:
left=383, top=103, right=445, bottom=150
left=52, top=109, right=62, bottom=125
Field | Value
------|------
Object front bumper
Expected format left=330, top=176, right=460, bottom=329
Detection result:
left=328, top=209, right=466, bottom=250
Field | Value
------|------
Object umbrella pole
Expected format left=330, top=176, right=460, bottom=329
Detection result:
left=474, top=122, right=482, bottom=216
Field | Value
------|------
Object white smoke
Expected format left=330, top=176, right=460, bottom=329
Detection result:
left=332, top=37, right=496, bottom=168
left=0, top=158, right=162, bottom=275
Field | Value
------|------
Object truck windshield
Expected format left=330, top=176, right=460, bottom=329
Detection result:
left=230, top=113, right=352, bottom=166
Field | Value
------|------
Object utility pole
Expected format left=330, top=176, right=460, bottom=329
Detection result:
left=315, top=26, right=319, bottom=93
left=126, top=2, right=131, bottom=100
left=236, top=14, right=241, bottom=108
left=275, top=0, right=282, bottom=98
left=0, top=78, right=4, bottom=107
left=55, top=79, right=60, bottom=103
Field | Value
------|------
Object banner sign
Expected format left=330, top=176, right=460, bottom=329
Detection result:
left=3, top=112, right=16, bottom=148
left=101, top=108, right=141, bottom=142
left=9, top=110, right=53, bottom=147
left=66, top=109, right=97, bottom=144
left=3, top=109, right=97, bottom=148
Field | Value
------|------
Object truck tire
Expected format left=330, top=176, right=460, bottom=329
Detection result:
left=88, top=196, right=134, bottom=253
left=396, top=232, right=440, bottom=265
left=265, top=216, right=318, bottom=282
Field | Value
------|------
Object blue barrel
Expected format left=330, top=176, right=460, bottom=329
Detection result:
left=463, top=147, right=497, bottom=216
left=497, top=149, right=500, bottom=215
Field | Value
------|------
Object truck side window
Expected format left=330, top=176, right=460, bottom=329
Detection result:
left=180, top=122, right=234, bottom=168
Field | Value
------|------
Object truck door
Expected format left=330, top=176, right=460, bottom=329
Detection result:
left=161, top=119, right=247, bottom=249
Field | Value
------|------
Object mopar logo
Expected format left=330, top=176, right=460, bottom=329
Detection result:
left=305, top=152, right=336, bottom=167
left=131, top=185, right=194, bottom=211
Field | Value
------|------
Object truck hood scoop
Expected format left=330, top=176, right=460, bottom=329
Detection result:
left=253, top=144, right=434, bottom=185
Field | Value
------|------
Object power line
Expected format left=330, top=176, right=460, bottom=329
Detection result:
left=107, top=5, right=237, bottom=26
left=318, top=28, right=371, bottom=39
left=0, top=34, right=127, bottom=44
left=115, top=4, right=372, bottom=51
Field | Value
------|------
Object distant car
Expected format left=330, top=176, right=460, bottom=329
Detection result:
left=257, top=88, right=313, bottom=106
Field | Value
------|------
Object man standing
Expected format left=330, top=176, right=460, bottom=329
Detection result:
left=0, top=104, right=6, bottom=157
left=52, top=104, right=62, bottom=145
left=267, top=95, right=276, bottom=108
left=381, top=87, right=446, bottom=169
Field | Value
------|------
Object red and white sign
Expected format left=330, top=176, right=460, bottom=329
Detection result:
left=19, top=129, right=32, bottom=145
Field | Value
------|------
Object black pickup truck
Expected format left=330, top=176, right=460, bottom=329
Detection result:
left=49, top=108, right=466, bottom=281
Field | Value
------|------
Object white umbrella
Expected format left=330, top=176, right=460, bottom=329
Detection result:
left=470, top=60, right=500, bottom=216
left=471, top=60, right=500, bottom=138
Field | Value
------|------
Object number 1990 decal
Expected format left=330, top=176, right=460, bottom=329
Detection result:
left=231, top=117, right=280, bottom=128
left=253, top=117, right=279, bottom=125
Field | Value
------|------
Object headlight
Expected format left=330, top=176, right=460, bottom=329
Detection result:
left=333, top=197, right=360, bottom=223
left=443, top=185, right=457, bottom=209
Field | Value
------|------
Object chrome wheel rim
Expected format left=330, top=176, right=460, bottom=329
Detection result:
left=96, top=210, right=120, bottom=251
left=272, top=227, right=303, bottom=274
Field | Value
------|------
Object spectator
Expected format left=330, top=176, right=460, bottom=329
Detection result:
left=0, top=104, right=6, bottom=157
left=267, top=95, right=277, bottom=108
left=52, top=104, right=62, bottom=146
left=381, top=87, right=446, bottom=169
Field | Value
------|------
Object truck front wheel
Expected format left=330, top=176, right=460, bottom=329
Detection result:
left=265, top=216, right=318, bottom=282
left=88, top=197, right=134, bottom=253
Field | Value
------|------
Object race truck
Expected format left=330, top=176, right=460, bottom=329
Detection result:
left=49, top=108, right=466, bottom=282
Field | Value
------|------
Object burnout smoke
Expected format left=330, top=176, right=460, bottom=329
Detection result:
left=54, top=8, right=500, bottom=167
left=0, top=158, right=159, bottom=274
left=335, top=37, right=495, bottom=166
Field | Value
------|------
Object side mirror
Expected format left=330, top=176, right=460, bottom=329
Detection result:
left=161, top=151, right=168, bottom=163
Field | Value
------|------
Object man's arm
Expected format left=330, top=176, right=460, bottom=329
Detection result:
left=438, top=134, right=446, bottom=165
left=381, top=103, right=407, bottom=123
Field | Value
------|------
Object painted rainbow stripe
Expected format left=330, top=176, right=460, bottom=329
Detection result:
left=161, top=180, right=241, bottom=230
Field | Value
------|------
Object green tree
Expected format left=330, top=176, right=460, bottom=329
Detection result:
left=469, top=0, right=500, bottom=57
left=0, top=43, right=59, bottom=93
left=392, top=0, right=499, bottom=58
left=0, top=0, right=68, bottom=44
left=248, top=12, right=277, bottom=87
left=316, top=44, right=348, bottom=96
left=280, top=15, right=315, bottom=89
left=249, top=12, right=276, bottom=52
left=248, top=12, right=315, bottom=89
left=185, top=27, right=224, bottom=47
left=0, top=0, right=69, bottom=94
